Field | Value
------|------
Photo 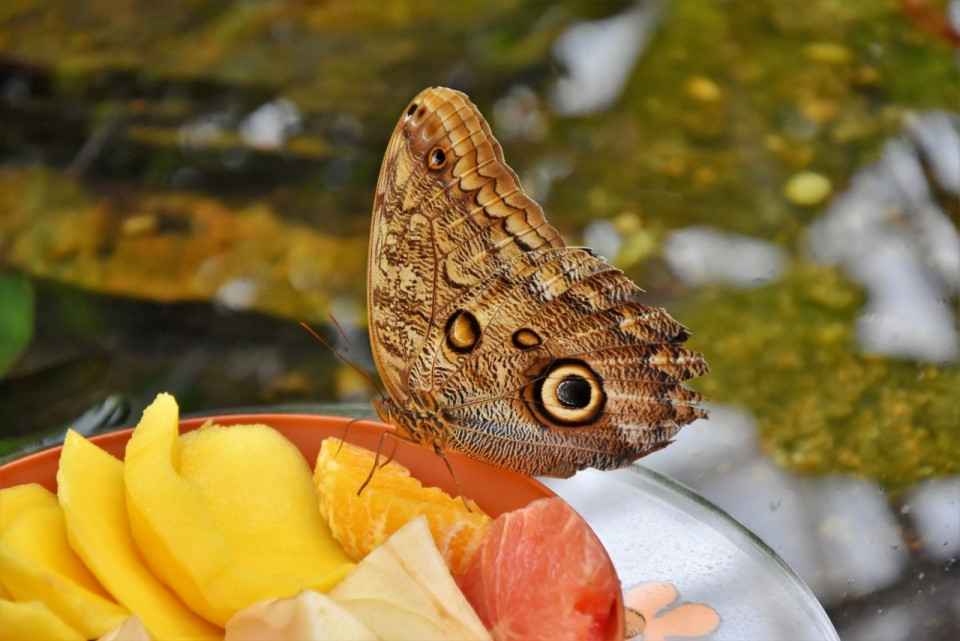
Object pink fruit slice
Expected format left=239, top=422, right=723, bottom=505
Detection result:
left=458, top=497, right=619, bottom=641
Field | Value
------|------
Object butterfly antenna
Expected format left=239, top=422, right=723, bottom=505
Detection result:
left=328, top=312, right=359, bottom=354
left=299, top=320, right=386, bottom=401
left=434, top=444, right=472, bottom=513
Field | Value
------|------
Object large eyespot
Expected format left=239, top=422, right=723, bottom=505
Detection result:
left=406, top=103, right=418, bottom=119
left=445, top=310, right=480, bottom=353
left=428, top=147, right=447, bottom=170
left=512, top=328, right=542, bottom=350
left=532, top=360, right=605, bottom=426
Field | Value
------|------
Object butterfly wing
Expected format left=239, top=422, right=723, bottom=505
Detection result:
left=369, top=88, right=707, bottom=477
left=369, top=87, right=562, bottom=402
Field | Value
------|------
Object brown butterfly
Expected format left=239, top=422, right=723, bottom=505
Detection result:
left=367, top=87, right=707, bottom=478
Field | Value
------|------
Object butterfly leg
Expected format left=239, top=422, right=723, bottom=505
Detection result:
left=380, top=430, right=419, bottom=468
left=379, top=438, right=398, bottom=468
left=433, top=444, right=472, bottom=513
left=357, top=429, right=419, bottom=495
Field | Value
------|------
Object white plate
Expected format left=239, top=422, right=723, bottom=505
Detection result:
left=543, top=466, right=840, bottom=641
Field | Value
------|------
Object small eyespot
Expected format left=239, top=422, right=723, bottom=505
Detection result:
left=429, top=147, right=447, bottom=170
left=405, top=103, right=417, bottom=119
left=417, top=106, right=425, bottom=117
left=512, top=328, right=542, bottom=350
left=445, top=310, right=480, bottom=353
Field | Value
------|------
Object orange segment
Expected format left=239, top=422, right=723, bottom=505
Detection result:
left=314, top=438, right=490, bottom=577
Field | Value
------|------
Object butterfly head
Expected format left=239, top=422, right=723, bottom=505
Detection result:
left=373, top=393, right=444, bottom=449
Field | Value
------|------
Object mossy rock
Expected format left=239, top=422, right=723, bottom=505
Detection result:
left=678, top=260, right=960, bottom=493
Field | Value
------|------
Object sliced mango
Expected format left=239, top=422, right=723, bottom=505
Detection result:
left=0, top=599, right=84, bottom=641
left=224, top=590, right=378, bottom=641
left=0, top=504, right=129, bottom=638
left=124, top=393, right=354, bottom=626
left=0, top=484, right=60, bottom=602
left=177, top=423, right=354, bottom=579
left=329, top=516, right=490, bottom=641
left=0, top=483, right=59, bottom=534
left=57, top=429, right=223, bottom=641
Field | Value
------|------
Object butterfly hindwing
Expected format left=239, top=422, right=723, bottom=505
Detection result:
left=368, top=87, right=708, bottom=477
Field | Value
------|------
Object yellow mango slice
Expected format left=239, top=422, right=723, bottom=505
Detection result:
left=0, top=483, right=59, bottom=535
left=0, top=505, right=129, bottom=638
left=0, top=599, right=84, bottom=641
left=57, top=430, right=223, bottom=641
left=0, top=485, right=59, bottom=601
left=124, top=393, right=354, bottom=626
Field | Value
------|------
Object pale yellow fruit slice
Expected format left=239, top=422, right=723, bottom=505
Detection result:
left=329, top=516, right=490, bottom=641
left=0, top=505, right=128, bottom=638
left=124, top=393, right=354, bottom=626
left=0, top=599, right=84, bottom=641
left=57, top=429, right=223, bottom=640
left=225, top=590, right=378, bottom=641
left=98, top=615, right=152, bottom=641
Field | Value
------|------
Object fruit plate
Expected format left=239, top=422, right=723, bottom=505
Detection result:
left=0, top=413, right=625, bottom=641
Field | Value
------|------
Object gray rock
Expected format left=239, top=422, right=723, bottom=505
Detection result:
left=663, top=226, right=786, bottom=288
left=804, top=477, right=908, bottom=600
left=837, top=605, right=914, bottom=641
left=807, top=119, right=960, bottom=362
left=906, top=477, right=960, bottom=563
left=549, top=2, right=662, bottom=116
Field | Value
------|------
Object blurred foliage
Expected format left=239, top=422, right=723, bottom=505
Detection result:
left=0, top=271, right=33, bottom=376
left=0, top=0, right=958, bottom=485
left=1, top=0, right=957, bottom=310
left=679, top=261, right=960, bottom=493
left=0, top=167, right=367, bottom=323
left=538, top=0, right=960, bottom=237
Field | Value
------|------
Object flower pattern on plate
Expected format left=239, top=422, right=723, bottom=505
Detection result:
left=624, top=581, right=720, bottom=640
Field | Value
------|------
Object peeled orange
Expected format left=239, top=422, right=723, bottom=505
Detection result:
left=314, top=438, right=491, bottom=576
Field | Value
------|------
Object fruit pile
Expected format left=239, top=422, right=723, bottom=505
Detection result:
left=0, top=393, right=620, bottom=640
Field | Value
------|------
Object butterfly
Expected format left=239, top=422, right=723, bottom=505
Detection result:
left=367, top=87, right=707, bottom=478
